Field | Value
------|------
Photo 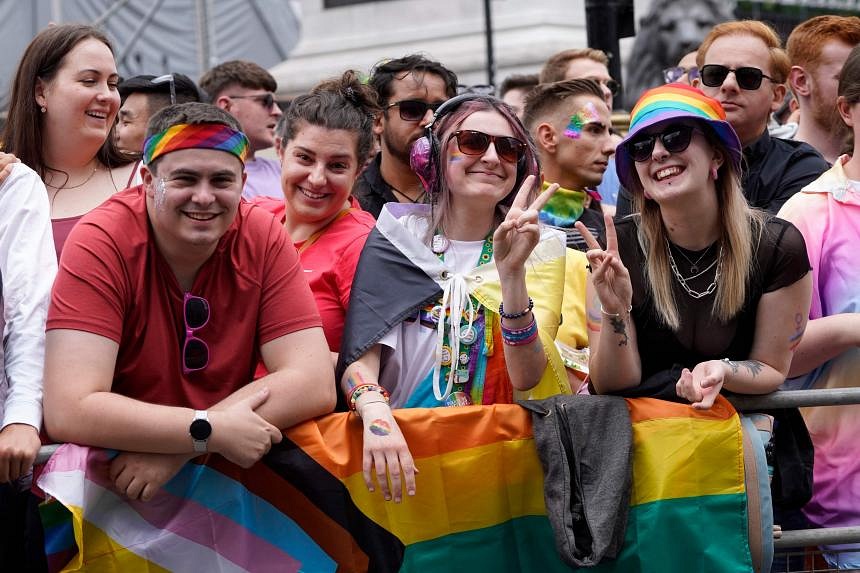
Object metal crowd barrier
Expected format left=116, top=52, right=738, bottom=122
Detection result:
left=727, top=388, right=860, bottom=555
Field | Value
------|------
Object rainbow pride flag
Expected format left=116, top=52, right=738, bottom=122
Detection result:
left=38, top=398, right=754, bottom=572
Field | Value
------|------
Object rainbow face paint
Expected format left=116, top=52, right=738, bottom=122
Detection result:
left=448, top=147, right=466, bottom=162
left=564, top=102, right=603, bottom=140
left=369, top=419, right=392, bottom=436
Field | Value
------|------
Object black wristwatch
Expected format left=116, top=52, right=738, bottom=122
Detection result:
left=189, top=410, right=211, bottom=453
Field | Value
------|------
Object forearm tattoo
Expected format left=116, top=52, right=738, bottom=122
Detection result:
left=725, top=359, right=763, bottom=377
left=343, top=370, right=368, bottom=392
left=788, top=313, right=805, bottom=352
left=609, top=316, right=628, bottom=347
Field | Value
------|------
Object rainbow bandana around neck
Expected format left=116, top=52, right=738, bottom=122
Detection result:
left=142, top=123, right=250, bottom=165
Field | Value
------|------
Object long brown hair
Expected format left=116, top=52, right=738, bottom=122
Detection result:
left=2, top=24, right=133, bottom=178
left=630, top=123, right=764, bottom=330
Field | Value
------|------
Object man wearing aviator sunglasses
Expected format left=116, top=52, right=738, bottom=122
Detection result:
left=691, top=20, right=828, bottom=213
left=353, top=55, right=458, bottom=218
left=44, top=103, right=335, bottom=504
left=200, top=60, right=284, bottom=200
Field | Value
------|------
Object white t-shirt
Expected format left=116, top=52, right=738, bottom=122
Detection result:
left=378, top=235, right=485, bottom=408
left=242, top=156, right=282, bottom=200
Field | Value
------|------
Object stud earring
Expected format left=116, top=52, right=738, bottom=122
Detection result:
left=40, top=106, right=46, bottom=113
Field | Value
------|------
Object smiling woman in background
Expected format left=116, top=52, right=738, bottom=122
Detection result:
left=253, top=71, right=378, bottom=357
left=2, top=24, right=136, bottom=259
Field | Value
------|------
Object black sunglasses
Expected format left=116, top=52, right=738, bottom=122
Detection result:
left=628, top=124, right=703, bottom=162
left=228, top=92, right=279, bottom=110
left=385, top=99, right=444, bottom=122
left=183, top=293, right=210, bottom=374
left=601, top=78, right=621, bottom=97
left=699, top=64, right=773, bottom=91
left=448, top=130, right=525, bottom=163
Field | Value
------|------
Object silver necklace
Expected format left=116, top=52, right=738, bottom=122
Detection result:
left=668, top=241, right=714, bottom=275
left=666, top=240, right=722, bottom=299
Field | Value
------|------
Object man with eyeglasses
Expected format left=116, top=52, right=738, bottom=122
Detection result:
left=200, top=60, right=284, bottom=200
left=117, top=73, right=202, bottom=154
left=693, top=20, right=828, bottom=213
left=352, top=55, right=458, bottom=218
left=663, top=50, right=700, bottom=85
left=43, top=103, right=335, bottom=503
left=787, top=15, right=860, bottom=163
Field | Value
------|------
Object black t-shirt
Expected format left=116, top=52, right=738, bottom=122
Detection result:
left=614, top=216, right=809, bottom=383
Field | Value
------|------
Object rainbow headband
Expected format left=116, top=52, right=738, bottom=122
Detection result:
left=142, top=123, right=249, bottom=165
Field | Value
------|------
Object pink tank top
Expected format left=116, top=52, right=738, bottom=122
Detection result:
left=52, top=215, right=84, bottom=261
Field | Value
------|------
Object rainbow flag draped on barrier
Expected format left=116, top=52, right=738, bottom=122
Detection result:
left=37, top=398, right=754, bottom=572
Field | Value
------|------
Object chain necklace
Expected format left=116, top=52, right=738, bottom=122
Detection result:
left=666, top=239, right=722, bottom=299
left=45, top=164, right=99, bottom=191
left=667, top=241, right=714, bottom=275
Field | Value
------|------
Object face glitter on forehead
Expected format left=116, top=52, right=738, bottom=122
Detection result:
left=564, top=101, right=603, bottom=139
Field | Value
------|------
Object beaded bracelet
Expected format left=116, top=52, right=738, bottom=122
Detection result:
left=499, top=297, right=534, bottom=320
left=347, top=383, right=390, bottom=411
left=599, top=304, right=632, bottom=318
left=501, top=316, right=539, bottom=346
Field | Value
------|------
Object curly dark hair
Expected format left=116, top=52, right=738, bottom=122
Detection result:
left=369, top=54, right=458, bottom=105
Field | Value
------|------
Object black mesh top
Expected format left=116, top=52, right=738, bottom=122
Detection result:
left=613, top=215, right=809, bottom=383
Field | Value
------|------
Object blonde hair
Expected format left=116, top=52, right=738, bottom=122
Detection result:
left=630, top=127, right=765, bottom=330
left=697, top=20, right=790, bottom=84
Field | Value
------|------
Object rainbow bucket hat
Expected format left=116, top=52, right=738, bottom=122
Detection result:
left=615, top=83, right=742, bottom=193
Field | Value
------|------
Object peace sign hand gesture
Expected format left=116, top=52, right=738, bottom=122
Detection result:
left=493, top=176, right=558, bottom=277
left=575, top=214, right=633, bottom=315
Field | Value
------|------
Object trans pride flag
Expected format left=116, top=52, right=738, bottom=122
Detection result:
left=38, top=399, right=756, bottom=572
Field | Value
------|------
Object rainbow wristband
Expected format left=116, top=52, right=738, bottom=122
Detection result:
left=348, top=383, right=390, bottom=411
left=501, top=316, right=539, bottom=346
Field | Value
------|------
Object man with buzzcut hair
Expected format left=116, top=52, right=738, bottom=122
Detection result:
left=352, top=54, right=458, bottom=217
left=44, top=102, right=335, bottom=504
left=200, top=60, right=283, bottom=199
left=523, top=78, right=613, bottom=251
left=693, top=20, right=828, bottom=213
left=787, top=15, right=860, bottom=162
left=117, top=73, right=202, bottom=154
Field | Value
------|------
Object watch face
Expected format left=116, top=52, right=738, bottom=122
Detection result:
left=190, top=418, right=212, bottom=441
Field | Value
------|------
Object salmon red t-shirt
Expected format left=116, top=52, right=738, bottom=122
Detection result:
left=47, top=186, right=322, bottom=409
left=253, top=196, right=375, bottom=352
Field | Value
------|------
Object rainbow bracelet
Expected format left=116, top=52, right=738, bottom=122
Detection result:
left=501, top=316, right=539, bottom=346
left=348, top=383, right=390, bottom=412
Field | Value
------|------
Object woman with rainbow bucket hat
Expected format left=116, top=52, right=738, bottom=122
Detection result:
left=575, top=83, right=812, bottom=408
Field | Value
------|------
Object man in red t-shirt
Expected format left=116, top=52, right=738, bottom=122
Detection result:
left=43, top=103, right=335, bottom=501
